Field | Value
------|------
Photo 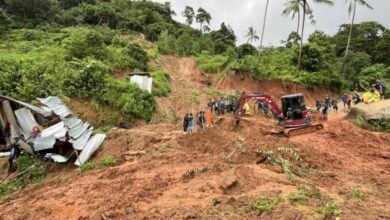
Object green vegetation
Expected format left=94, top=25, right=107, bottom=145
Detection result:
left=256, top=147, right=308, bottom=179
left=151, top=70, right=170, bottom=97
left=0, top=154, right=47, bottom=198
left=251, top=197, right=280, bottom=214
left=159, top=144, right=175, bottom=153
left=318, top=202, right=342, bottom=219
left=288, top=185, right=322, bottom=205
left=79, top=161, right=96, bottom=173
left=348, top=187, right=364, bottom=201
left=99, top=156, right=117, bottom=167
left=354, top=114, right=390, bottom=133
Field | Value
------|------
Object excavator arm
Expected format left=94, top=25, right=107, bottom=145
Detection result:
left=237, top=92, right=283, bottom=120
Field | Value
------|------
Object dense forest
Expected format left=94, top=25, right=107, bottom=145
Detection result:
left=0, top=0, right=389, bottom=122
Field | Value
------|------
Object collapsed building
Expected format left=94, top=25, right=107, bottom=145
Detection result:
left=0, top=96, right=105, bottom=166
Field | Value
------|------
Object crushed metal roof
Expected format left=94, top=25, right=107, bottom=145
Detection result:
left=0, top=96, right=106, bottom=166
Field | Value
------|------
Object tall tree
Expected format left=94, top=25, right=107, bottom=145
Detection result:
left=283, top=0, right=302, bottom=34
left=196, top=7, right=211, bottom=33
left=246, top=27, right=259, bottom=44
left=182, top=6, right=195, bottom=25
left=259, top=0, right=270, bottom=52
left=340, top=0, right=373, bottom=75
left=297, top=0, right=333, bottom=71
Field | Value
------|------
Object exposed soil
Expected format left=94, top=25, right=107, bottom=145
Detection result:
left=0, top=56, right=389, bottom=220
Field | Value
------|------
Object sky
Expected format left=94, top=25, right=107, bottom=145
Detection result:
left=152, top=0, right=390, bottom=46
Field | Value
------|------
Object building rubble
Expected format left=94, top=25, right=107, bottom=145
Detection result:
left=0, top=96, right=106, bottom=166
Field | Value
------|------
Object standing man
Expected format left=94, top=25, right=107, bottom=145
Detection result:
left=342, top=93, right=348, bottom=109
left=374, top=80, right=386, bottom=100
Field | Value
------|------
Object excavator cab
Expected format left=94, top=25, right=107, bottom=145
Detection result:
left=280, top=93, right=311, bottom=128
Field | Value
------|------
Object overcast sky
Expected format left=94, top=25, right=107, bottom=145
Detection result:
left=152, top=0, right=390, bottom=46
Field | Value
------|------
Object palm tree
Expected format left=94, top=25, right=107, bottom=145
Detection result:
left=259, top=0, right=270, bottom=52
left=340, top=0, right=373, bottom=74
left=196, top=7, right=211, bottom=33
left=246, top=27, right=260, bottom=44
left=283, top=0, right=302, bottom=34
left=297, top=0, right=333, bottom=71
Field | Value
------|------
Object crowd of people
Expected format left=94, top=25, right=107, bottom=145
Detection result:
left=183, top=97, right=240, bottom=134
left=315, top=80, right=387, bottom=120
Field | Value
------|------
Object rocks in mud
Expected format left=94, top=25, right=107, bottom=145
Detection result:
left=219, top=172, right=239, bottom=194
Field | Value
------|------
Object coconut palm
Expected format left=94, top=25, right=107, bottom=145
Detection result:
left=340, top=0, right=373, bottom=74
left=196, top=7, right=211, bottom=33
left=297, top=0, right=333, bottom=71
left=259, top=0, right=270, bottom=52
left=246, top=27, right=260, bottom=44
left=283, top=0, right=302, bottom=34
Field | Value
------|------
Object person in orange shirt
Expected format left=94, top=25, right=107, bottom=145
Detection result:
left=205, top=109, right=213, bottom=127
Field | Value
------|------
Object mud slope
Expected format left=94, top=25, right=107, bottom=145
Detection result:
left=0, top=111, right=389, bottom=219
left=155, top=55, right=331, bottom=122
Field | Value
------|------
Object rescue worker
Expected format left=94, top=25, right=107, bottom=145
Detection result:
left=243, top=102, right=250, bottom=115
left=8, top=141, right=21, bottom=173
left=362, top=88, right=380, bottom=104
left=187, top=113, right=194, bottom=134
left=205, top=109, right=213, bottom=127
left=261, top=101, right=270, bottom=116
left=342, top=93, right=348, bottom=109
left=374, top=80, right=386, bottom=100
left=315, top=100, right=321, bottom=112
left=332, top=99, right=338, bottom=112
left=183, top=113, right=189, bottom=133
left=207, top=100, right=214, bottom=112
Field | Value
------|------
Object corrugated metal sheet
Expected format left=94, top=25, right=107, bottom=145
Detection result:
left=130, top=75, right=153, bottom=93
left=63, top=116, right=82, bottom=129
left=0, top=96, right=52, bottom=117
left=33, top=136, right=56, bottom=151
left=69, top=122, right=89, bottom=139
left=71, top=130, right=92, bottom=150
left=40, top=122, right=66, bottom=139
left=44, top=153, right=72, bottom=163
left=14, top=107, right=38, bottom=139
left=74, top=134, right=106, bottom=166
left=37, top=96, right=72, bottom=119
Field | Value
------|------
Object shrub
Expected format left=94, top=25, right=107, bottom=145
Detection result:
left=100, top=156, right=117, bottom=167
left=63, top=58, right=108, bottom=99
left=251, top=197, right=279, bottom=214
left=99, top=78, right=155, bottom=121
left=317, top=202, right=342, bottom=219
left=348, top=188, right=364, bottom=201
left=79, top=161, right=95, bottom=173
left=196, top=54, right=230, bottom=73
left=124, top=43, right=149, bottom=71
left=63, top=27, right=105, bottom=59
left=151, top=70, right=170, bottom=97
left=0, top=179, right=23, bottom=198
left=288, top=185, right=322, bottom=205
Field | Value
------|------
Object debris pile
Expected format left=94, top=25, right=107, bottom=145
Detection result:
left=0, top=96, right=105, bottom=166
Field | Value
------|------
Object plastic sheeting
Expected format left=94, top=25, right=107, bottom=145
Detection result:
left=75, top=134, right=106, bottom=166
left=130, top=75, right=153, bottom=93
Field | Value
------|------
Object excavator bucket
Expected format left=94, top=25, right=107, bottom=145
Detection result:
left=284, top=123, right=324, bottom=137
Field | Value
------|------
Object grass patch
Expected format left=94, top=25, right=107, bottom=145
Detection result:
left=317, top=202, right=342, bottom=219
left=348, top=188, right=364, bottom=201
left=79, top=161, right=96, bottom=173
left=251, top=197, right=279, bottom=214
left=0, top=154, right=47, bottom=198
left=95, top=126, right=113, bottom=133
left=159, top=144, right=175, bottom=153
left=99, top=156, right=117, bottom=167
left=0, top=179, right=23, bottom=198
left=288, top=185, right=322, bottom=205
